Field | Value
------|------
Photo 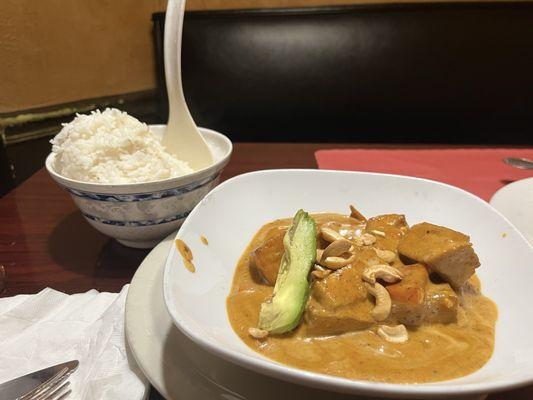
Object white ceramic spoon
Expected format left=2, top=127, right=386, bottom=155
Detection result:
left=162, top=0, right=213, bottom=171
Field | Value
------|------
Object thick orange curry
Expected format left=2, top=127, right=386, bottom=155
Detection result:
left=227, top=210, right=497, bottom=383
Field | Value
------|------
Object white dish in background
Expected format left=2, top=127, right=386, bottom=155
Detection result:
left=490, top=177, right=533, bottom=246
left=46, top=125, right=232, bottom=248
left=125, top=233, right=406, bottom=400
left=163, top=169, right=533, bottom=399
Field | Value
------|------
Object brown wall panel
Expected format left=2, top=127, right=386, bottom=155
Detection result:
left=0, top=0, right=165, bottom=113
left=0, top=0, right=524, bottom=113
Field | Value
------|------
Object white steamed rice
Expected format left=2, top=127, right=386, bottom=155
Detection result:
left=51, top=108, right=193, bottom=184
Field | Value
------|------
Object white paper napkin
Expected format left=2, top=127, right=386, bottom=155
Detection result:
left=0, top=285, right=148, bottom=400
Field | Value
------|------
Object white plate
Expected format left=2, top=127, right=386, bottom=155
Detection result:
left=490, top=177, right=533, bottom=246
left=163, top=169, right=533, bottom=399
left=125, top=234, right=400, bottom=399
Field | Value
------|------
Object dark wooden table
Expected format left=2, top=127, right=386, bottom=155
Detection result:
left=0, top=143, right=529, bottom=399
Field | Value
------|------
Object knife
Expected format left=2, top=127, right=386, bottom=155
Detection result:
left=0, top=360, right=79, bottom=400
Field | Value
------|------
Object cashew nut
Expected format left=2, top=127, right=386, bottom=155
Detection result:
left=364, top=256, right=382, bottom=267
left=361, top=233, right=377, bottom=246
left=248, top=327, right=269, bottom=339
left=320, top=227, right=344, bottom=242
left=364, top=282, right=392, bottom=321
left=374, top=248, right=396, bottom=263
left=349, top=205, right=367, bottom=221
left=377, top=324, right=409, bottom=343
left=312, top=265, right=332, bottom=279
left=369, top=229, right=386, bottom=237
left=352, top=236, right=364, bottom=246
left=362, top=264, right=403, bottom=285
left=320, top=254, right=356, bottom=269
left=316, top=238, right=355, bottom=269
left=321, top=239, right=353, bottom=260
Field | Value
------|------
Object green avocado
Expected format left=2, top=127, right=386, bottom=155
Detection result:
left=258, top=209, right=317, bottom=334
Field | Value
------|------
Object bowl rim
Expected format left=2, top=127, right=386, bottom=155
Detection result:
left=164, top=168, right=533, bottom=398
left=490, top=176, right=533, bottom=204
left=45, top=125, right=233, bottom=192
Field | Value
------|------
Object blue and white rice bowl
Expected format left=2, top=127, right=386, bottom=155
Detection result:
left=46, top=125, right=232, bottom=248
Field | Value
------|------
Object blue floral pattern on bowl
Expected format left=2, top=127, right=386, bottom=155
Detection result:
left=66, top=173, right=219, bottom=202
left=82, top=210, right=191, bottom=227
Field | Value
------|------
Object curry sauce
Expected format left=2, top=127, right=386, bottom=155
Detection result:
left=227, top=213, right=497, bottom=383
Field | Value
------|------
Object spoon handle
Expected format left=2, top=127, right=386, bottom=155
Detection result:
left=164, top=0, right=188, bottom=123
left=163, top=0, right=213, bottom=170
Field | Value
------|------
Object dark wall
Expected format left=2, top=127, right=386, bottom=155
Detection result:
left=154, top=3, right=533, bottom=143
left=0, top=146, right=14, bottom=197
left=3, top=3, right=533, bottom=197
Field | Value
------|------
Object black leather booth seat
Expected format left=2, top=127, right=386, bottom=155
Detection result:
left=153, top=3, right=533, bottom=143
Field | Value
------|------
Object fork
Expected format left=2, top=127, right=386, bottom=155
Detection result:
left=19, top=363, right=76, bottom=400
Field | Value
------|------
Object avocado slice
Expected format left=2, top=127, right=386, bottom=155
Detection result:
left=258, top=209, right=317, bottom=334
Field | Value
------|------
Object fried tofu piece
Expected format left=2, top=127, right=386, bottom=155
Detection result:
left=365, top=214, right=409, bottom=249
left=398, top=223, right=480, bottom=288
left=386, top=264, right=429, bottom=326
left=311, top=264, right=368, bottom=309
left=352, top=245, right=384, bottom=268
left=305, top=264, right=374, bottom=335
left=250, top=229, right=285, bottom=285
left=366, top=214, right=409, bottom=231
left=306, top=261, right=459, bottom=333
left=386, top=264, right=459, bottom=325
left=424, top=282, right=459, bottom=324
left=305, top=298, right=375, bottom=336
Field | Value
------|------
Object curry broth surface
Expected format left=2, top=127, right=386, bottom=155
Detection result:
left=227, top=214, right=497, bottom=383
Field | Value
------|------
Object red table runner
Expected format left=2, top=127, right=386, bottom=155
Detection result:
left=315, top=148, right=533, bottom=201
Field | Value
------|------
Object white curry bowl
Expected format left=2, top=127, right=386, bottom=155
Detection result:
left=164, top=169, right=533, bottom=399
left=46, top=125, right=232, bottom=249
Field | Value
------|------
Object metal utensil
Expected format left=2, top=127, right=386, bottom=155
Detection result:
left=503, top=157, right=533, bottom=169
left=0, top=360, right=78, bottom=400
left=162, top=0, right=213, bottom=171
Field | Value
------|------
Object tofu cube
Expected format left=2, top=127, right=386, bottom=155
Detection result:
left=386, top=263, right=429, bottom=326
left=398, top=222, right=480, bottom=288
left=305, top=297, right=375, bottom=336
left=306, top=264, right=375, bottom=335
left=311, top=264, right=368, bottom=309
left=250, top=229, right=285, bottom=285
left=424, top=282, right=459, bottom=324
